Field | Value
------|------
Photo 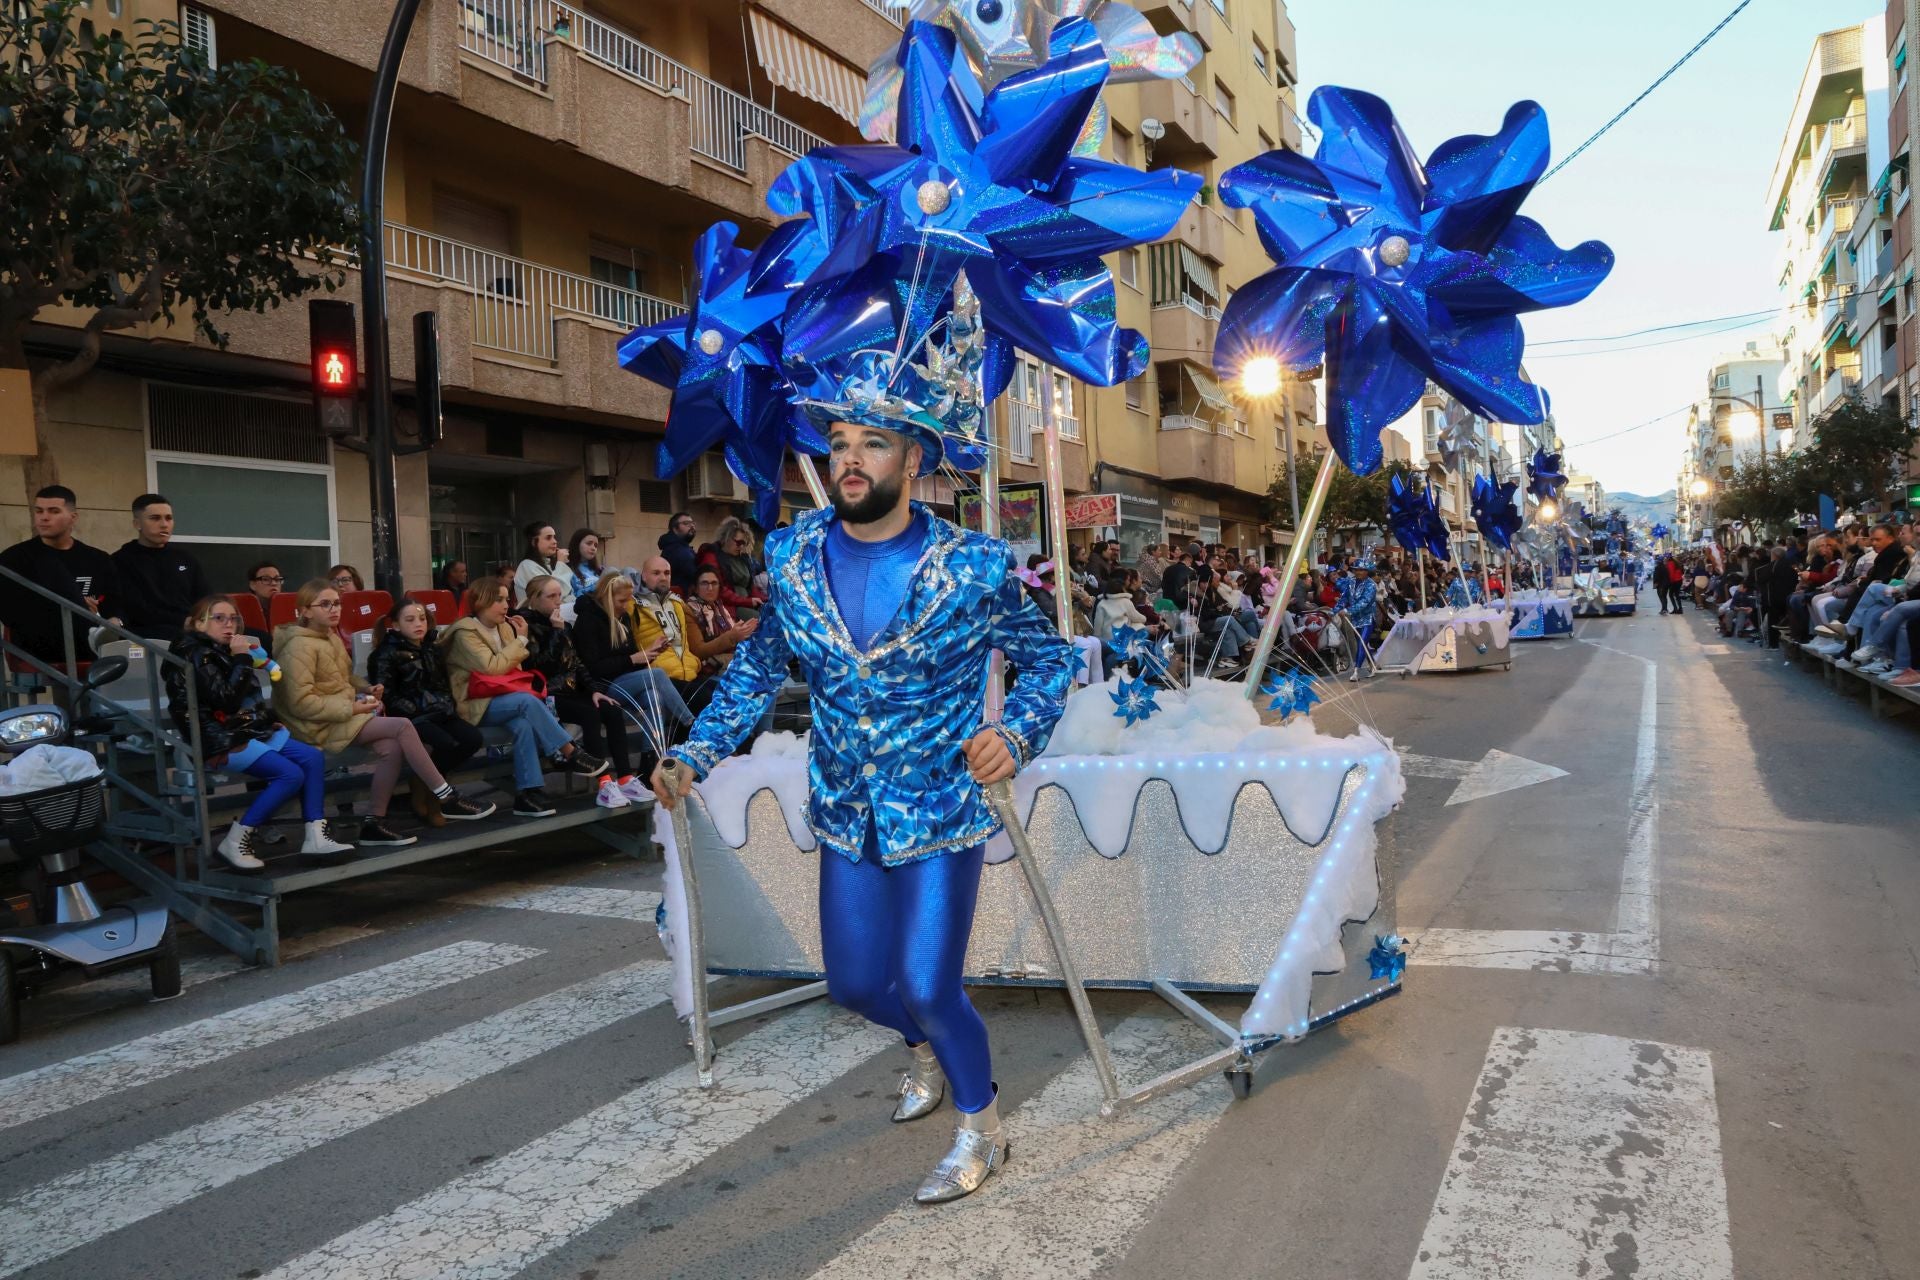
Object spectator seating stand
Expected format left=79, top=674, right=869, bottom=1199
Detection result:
left=1, top=564, right=656, bottom=966
left=1780, top=635, right=1920, bottom=720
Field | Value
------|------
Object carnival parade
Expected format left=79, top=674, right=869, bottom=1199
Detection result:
left=7, top=0, right=1920, bottom=1276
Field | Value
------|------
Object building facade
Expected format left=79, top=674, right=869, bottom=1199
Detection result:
left=1675, top=342, right=1789, bottom=536
left=4, top=0, right=1317, bottom=592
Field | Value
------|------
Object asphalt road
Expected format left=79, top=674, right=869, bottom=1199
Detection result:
left=2, top=604, right=1916, bottom=1280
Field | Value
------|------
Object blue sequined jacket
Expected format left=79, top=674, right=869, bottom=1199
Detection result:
left=1337, top=576, right=1378, bottom=623
left=670, top=504, right=1074, bottom=866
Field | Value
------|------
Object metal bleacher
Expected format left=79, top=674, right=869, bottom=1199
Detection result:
left=1, top=566, right=656, bottom=965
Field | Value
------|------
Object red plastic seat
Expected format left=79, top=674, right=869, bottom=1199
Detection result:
left=230, top=593, right=268, bottom=633
left=339, top=590, right=391, bottom=638
left=407, top=589, right=459, bottom=626
left=268, top=593, right=301, bottom=629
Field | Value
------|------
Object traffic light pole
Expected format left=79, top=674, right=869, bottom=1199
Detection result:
left=358, top=0, right=427, bottom=598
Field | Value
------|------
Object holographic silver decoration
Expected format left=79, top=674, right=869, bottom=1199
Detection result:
left=1436, top=399, right=1474, bottom=472
left=861, top=0, right=1202, bottom=148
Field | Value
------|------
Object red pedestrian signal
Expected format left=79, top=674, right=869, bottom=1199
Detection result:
left=308, top=299, right=358, bottom=398
left=316, top=348, right=353, bottom=391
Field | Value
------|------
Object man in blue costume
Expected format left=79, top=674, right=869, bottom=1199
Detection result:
left=1338, top=558, right=1380, bottom=679
left=653, top=416, right=1074, bottom=1204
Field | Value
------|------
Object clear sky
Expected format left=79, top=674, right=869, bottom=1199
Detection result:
left=1294, top=0, right=1875, bottom=496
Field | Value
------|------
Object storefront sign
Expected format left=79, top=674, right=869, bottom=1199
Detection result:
left=1063, top=493, right=1120, bottom=529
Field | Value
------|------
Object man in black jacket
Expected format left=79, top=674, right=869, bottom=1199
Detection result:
left=657, top=511, right=699, bottom=594
left=0, top=485, right=123, bottom=666
left=111, top=493, right=209, bottom=644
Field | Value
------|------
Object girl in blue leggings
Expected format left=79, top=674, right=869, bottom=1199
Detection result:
left=165, top=597, right=355, bottom=871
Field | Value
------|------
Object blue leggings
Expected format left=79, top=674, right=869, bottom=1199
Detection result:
left=818, top=829, right=993, bottom=1113
left=240, top=739, right=327, bottom=827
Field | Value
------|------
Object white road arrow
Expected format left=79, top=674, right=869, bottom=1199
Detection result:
left=1400, top=748, right=1569, bottom=806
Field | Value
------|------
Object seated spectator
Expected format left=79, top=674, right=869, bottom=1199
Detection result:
left=0, top=484, right=123, bottom=667
left=166, top=596, right=354, bottom=870
left=696, top=517, right=768, bottom=618
left=684, top=567, right=747, bottom=674
left=575, top=571, right=702, bottom=755
left=436, top=559, right=471, bottom=607
left=1196, top=574, right=1258, bottom=670
left=658, top=511, right=700, bottom=595
left=243, top=560, right=284, bottom=651
left=631, top=555, right=747, bottom=716
left=441, top=579, right=608, bottom=818
left=111, top=493, right=209, bottom=644
left=1021, top=555, right=1058, bottom=621
left=514, top=522, right=573, bottom=606
left=490, top=560, right=517, bottom=607
left=567, top=529, right=606, bottom=600
left=274, top=579, right=495, bottom=847
left=327, top=564, right=365, bottom=593
left=518, top=574, right=649, bottom=807
left=366, top=599, right=483, bottom=827
left=1092, top=571, right=1151, bottom=646
left=1136, top=543, right=1167, bottom=597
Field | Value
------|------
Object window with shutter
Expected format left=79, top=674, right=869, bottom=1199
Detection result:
left=179, top=3, right=216, bottom=66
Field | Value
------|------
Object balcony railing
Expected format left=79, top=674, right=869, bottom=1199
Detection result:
left=859, top=0, right=904, bottom=25
left=384, top=222, right=686, bottom=363
left=457, top=0, right=826, bottom=171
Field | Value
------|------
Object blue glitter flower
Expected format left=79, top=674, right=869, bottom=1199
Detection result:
left=1651, top=522, right=1671, bottom=540
left=773, top=18, right=1200, bottom=395
left=618, top=220, right=830, bottom=528
left=1471, top=473, right=1524, bottom=552
left=1526, top=447, right=1567, bottom=501
left=1367, top=934, right=1407, bottom=982
left=1389, top=473, right=1451, bottom=562
left=1212, top=88, right=1613, bottom=475
left=1109, top=674, right=1160, bottom=727
left=1108, top=623, right=1166, bottom=676
left=1261, top=668, right=1321, bottom=719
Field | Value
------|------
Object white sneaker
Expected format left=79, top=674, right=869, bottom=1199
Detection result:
left=618, top=774, right=656, bottom=804
left=1851, top=646, right=1883, bottom=664
left=300, top=819, right=355, bottom=856
left=1809, top=639, right=1846, bottom=655
left=595, top=776, right=631, bottom=809
left=1863, top=661, right=1896, bottom=675
left=216, top=823, right=266, bottom=871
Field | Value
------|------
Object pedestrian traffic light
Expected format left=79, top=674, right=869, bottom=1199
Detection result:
left=308, top=299, right=358, bottom=438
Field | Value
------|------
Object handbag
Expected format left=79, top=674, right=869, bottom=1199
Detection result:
left=465, top=668, right=546, bottom=700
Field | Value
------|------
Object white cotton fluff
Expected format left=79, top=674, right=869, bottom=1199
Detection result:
left=748, top=729, right=810, bottom=761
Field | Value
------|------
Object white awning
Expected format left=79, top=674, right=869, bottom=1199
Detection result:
left=1185, top=364, right=1228, bottom=410
left=748, top=10, right=865, bottom=129
left=1178, top=244, right=1220, bottom=300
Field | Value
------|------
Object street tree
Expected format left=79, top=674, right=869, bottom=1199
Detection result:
left=1, top=1, right=360, bottom=485
left=1715, top=454, right=1806, bottom=533
left=1264, top=452, right=1412, bottom=545
left=1799, top=394, right=1919, bottom=510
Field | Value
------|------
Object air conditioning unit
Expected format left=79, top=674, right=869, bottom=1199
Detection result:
left=587, top=488, right=617, bottom=522
left=180, top=4, right=217, bottom=67
left=684, top=454, right=744, bottom=502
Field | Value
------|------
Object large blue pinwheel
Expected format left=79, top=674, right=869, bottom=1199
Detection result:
left=619, top=219, right=829, bottom=527
left=1471, top=473, right=1523, bottom=552
left=1212, top=87, right=1613, bottom=475
left=1388, top=472, right=1450, bottom=562
left=773, top=17, right=1199, bottom=398
left=1525, top=447, right=1566, bottom=501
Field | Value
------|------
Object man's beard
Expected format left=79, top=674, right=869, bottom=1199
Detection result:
left=830, top=467, right=906, bottom=525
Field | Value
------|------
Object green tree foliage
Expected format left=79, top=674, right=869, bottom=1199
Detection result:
left=1797, top=394, right=1919, bottom=509
left=1264, top=452, right=1412, bottom=542
left=1, top=1, right=360, bottom=468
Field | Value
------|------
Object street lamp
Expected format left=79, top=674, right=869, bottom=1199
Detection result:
left=1237, top=355, right=1301, bottom=538
left=1689, top=478, right=1710, bottom=498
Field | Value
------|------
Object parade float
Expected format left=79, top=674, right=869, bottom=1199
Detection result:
left=1371, top=473, right=1515, bottom=675
left=622, top=5, right=1612, bottom=1108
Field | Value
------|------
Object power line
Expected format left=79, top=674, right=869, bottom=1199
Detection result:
left=1559, top=400, right=1702, bottom=449
left=1526, top=314, right=1772, bottom=359
left=1527, top=286, right=1884, bottom=358
left=1541, top=0, right=1755, bottom=182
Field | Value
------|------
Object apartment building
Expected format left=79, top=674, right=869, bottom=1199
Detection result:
left=1765, top=19, right=1887, bottom=446
left=9, top=0, right=1314, bottom=588
left=1397, top=387, right=1549, bottom=567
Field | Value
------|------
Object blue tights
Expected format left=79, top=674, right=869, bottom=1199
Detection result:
left=818, top=829, right=993, bottom=1113
left=240, top=739, right=327, bottom=827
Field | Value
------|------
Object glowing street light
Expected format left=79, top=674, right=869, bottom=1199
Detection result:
left=1536, top=499, right=1558, bottom=523
left=1689, top=478, right=1710, bottom=498
left=1240, top=356, right=1283, bottom=399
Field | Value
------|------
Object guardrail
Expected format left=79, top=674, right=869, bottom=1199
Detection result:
left=456, top=0, right=827, bottom=171
left=384, top=222, right=686, bottom=363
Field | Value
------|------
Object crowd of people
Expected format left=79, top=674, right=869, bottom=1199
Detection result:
left=1682, top=521, right=1920, bottom=687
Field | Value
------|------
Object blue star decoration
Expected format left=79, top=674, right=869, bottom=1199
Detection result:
left=1651, top=522, right=1671, bottom=540
left=1261, top=667, right=1321, bottom=719
left=1388, top=472, right=1451, bottom=562
left=1471, top=473, right=1524, bottom=552
left=1212, top=87, right=1613, bottom=475
left=1367, top=934, right=1407, bottom=982
left=1071, top=644, right=1090, bottom=678
left=619, top=219, right=830, bottom=528
left=1109, top=674, right=1160, bottom=727
left=1109, top=623, right=1166, bottom=676
left=1526, top=447, right=1567, bottom=501
left=772, top=17, right=1200, bottom=396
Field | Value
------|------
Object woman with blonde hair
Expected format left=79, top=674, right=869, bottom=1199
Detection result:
left=274, top=579, right=495, bottom=847
left=571, top=570, right=695, bottom=744
left=441, top=578, right=607, bottom=818
left=696, top=516, right=767, bottom=617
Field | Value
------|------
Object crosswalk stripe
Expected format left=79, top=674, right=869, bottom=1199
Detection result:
left=0, top=958, right=673, bottom=1278
left=72, top=925, right=384, bottom=1008
left=446, top=882, right=662, bottom=921
left=0, top=940, right=540, bottom=1134
left=807, top=1014, right=1227, bottom=1279
left=1408, top=1026, right=1732, bottom=1279
left=259, top=1002, right=894, bottom=1280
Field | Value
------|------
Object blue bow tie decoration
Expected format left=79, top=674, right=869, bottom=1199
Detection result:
left=1212, top=87, right=1613, bottom=476
left=1526, top=447, right=1567, bottom=502
left=619, top=220, right=830, bottom=528
left=1470, top=474, right=1523, bottom=552
left=774, top=18, right=1200, bottom=402
left=1109, top=674, right=1160, bottom=727
left=1388, top=472, right=1451, bottom=562
left=1367, top=934, right=1408, bottom=983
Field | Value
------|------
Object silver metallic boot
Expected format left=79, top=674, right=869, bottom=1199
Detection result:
left=914, top=1087, right=1009, bottom=1204
left=892, top=1041, right=946, bottom=1123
